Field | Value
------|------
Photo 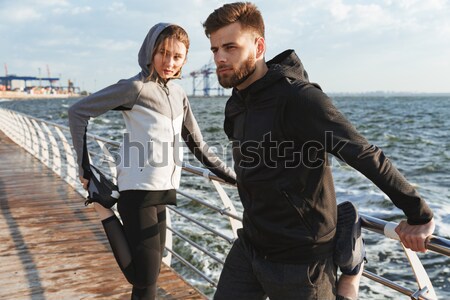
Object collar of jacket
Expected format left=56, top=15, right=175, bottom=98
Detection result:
left=231, top=49, right=313, bottom=104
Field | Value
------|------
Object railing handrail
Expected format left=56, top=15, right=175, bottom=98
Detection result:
left=1, top=107, right=449, bottom=300
left=182, top=163, right=450, bottom=258
left=1, top=107, right=121, bottom=147
left=361, top=214, right=450, bottom=257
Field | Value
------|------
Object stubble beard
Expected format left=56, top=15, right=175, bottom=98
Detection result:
left=217, top=55, right=256, bottom=89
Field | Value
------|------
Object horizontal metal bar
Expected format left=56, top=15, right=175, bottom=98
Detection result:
left=361, top=214, right=450, bottom=257
left=362, top=270, right=429, bottom=300
left=4, top=108, right=70, bottom=133
left=168, top=206, right=235, bottom=244
left=362, top=270, right=432, bottom=300
left=182, top=163, right=235, bottom=186
left=168, top=226, right=225, bottom=265
left=165, top=248, right=216, bottom=286
left=426, top=235, right=450, bottom=257
left=177, top=190, right=242, bottom=222
left=362, top=270, right=414, bottom=298
left=3, top=108, right=121, bottom=149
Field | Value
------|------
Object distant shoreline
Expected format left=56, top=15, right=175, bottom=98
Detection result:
left=187, top=92, right=450, bottom=98
left=328, top=92, right=450, bottom=97
left=2, top=91, right=448, bottom=101
left=0, top=91, right=81, bottom=100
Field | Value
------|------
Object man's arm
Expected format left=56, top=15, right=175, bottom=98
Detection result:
left=285, top=86, right=434, bottom=250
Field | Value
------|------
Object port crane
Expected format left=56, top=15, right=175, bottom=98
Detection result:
left=188, top=61, right=225, bottom=97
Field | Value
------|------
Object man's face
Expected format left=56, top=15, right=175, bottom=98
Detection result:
left=209, top=22, right=258, bottom=89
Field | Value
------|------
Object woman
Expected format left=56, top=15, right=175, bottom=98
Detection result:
left=68, top=23, right=235, bottom=300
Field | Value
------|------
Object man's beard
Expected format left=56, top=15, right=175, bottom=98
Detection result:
left=217, top=55, right=256, bottom=88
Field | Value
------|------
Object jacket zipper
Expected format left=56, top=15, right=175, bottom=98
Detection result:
left=162, top=83, right=177, bottom=188
left=241, top=91, right=248, bottom=180
left=281, top=190, right=314, bottom=235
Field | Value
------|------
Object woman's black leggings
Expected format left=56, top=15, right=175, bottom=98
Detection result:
left=101, top=190, right=174, bottom=300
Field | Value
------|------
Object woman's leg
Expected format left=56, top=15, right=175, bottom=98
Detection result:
left=129, top=205, right=166, bottom=299
left=118, top=191, right=162, bottom=299
left=95, top=190, right=173, bottom=300
left=118, top=191, right=175, bottom=300
left=156, top=205, right=167, bottom=256
left=94, top=203, right=133, bottom=271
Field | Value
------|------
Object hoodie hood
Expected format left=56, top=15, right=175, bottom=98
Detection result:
left=237, top=49, right=313, bottom=96
left=138, top=23, right=173, bottom=78
left=267, top=49, right=310, bottom=82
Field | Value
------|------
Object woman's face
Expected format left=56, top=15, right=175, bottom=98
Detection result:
left=153, top=38, right=187, bottom=80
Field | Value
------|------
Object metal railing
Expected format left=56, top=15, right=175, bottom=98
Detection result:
left=0, top=107, right=449, bottom=300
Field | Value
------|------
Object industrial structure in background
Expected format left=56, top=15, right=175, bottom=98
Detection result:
left=189, top=61, right=226, bottom=97
left=0, top=63, right=79, bottom=96
left=2, top=61, right=225, bottom=98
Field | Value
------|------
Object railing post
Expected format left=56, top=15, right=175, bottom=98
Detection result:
left=30, top=119, right=50, bottom=167
left=53, top=126, right=79, bottom=189
left=40, top=122, right=62, bottom=176
left=210, top=180, right=241, bottom=239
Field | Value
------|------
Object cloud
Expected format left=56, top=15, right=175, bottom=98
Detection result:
left=52, top=5, right=92, bottom=15
left=93, top=39, right=138, bottom=52
left=1, top=0, right=449, bottom=93
left=107, top=2, right=127, bottom=13
left=396, top=0, right=447, bottom=11
left=35, top=37, right=83, bottom=47
left=328, top=0, right=351, bottom=21
left=0, top=6, right=42, bottom=23
left=38, top=0, right=70, bottom=6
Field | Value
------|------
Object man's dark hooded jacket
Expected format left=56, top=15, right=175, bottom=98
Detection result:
left=224, top=49, right=433, bottom=264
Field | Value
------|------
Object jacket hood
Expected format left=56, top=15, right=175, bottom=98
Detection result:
left=237, top=49, right=313, bottom=96
left=138, top=23, right=173, bottom=78
left=267, top=49, right=310, bottom=82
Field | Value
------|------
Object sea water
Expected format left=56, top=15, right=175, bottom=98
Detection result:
left=1, top=95, right=449, bottom=299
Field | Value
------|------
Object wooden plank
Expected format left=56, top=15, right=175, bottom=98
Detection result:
left=0, top=130, right=207, bottom=300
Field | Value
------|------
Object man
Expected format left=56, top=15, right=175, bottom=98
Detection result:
left=203, top=2, right=435, bottom=300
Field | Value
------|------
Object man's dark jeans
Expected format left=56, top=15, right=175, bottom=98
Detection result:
left=214, top=230, right=337, bottom=300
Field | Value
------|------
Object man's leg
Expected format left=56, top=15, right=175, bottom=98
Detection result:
left=215, top=231, right=266, bottom=300
left=257, top=257, right=337, bottom=300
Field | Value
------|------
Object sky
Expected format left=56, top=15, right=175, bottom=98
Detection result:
left=1, top=0, right=450, bottom=94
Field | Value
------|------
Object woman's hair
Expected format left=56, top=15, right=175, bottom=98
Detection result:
left=203, top=2, right=264, bottom=38
left=148, top=24, right=190, bottom=81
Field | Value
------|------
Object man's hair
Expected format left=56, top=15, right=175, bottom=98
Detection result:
left=203, top=2, right=265, bottom=38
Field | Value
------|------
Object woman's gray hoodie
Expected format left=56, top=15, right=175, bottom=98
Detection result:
left=68, top=23, right=236, bottom=191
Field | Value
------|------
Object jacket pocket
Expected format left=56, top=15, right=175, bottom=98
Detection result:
left=281, top=190, right=314, bottom=236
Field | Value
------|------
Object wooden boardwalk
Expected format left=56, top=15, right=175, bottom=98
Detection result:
left=0, top=130, right=207, bottom=300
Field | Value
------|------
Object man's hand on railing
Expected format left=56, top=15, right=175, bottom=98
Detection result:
left=395, top=218, right=436, bottom=253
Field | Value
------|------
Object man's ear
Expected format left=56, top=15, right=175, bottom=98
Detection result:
left=255, top=37, right=266, bottom=59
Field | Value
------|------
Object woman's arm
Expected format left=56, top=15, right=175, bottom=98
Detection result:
left=68, top=78, right=142, bottom=179
left=181, top=98, right=236, bottom=184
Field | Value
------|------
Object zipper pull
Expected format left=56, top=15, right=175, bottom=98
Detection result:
left=163, top=84, right=169, bottom=96
left=159, top=81, right=169, bottom=96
